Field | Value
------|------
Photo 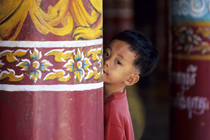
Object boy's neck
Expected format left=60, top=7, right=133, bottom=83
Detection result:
left=104, top=83, right=125, bottom=98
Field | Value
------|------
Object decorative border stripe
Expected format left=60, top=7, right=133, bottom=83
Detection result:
left=0, top=39, right=103, bottom=48
left=172, top=21, right=210, bottom=26
left=0, top=82, right=103, bottom=92
left=173, top=54, right=210, bottom=60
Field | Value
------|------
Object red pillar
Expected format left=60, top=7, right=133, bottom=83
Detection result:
left=0, top=0, right=103, bottom=139
left=170, top=1, right=210, bottom=139
left=103, top=0, right=134, bottom=46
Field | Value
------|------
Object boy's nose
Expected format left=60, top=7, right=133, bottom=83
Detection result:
left=104, top=58, right=110, bottom=67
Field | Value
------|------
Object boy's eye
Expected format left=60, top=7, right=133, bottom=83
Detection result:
left=104, top=51, right=109, bottom=56
left=116, top=60, right=121, bottom=65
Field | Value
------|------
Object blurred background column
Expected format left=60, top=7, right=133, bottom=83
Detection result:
left=170, top=0, right=210, bottom=140
left=103, top=0, right=134, bottom=46
left=0, top=0, right=103, bottom=139
left=134, top=1, right=170, bottom=140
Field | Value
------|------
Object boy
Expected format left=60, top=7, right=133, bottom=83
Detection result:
left=103, top=30, right=159, bottom=140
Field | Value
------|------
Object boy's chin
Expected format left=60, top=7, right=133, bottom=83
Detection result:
left=102, top=75, right=107, bottom=82
left=103, top=80, right=108, bottom=84
left=103, top=80, right=110, bottom=85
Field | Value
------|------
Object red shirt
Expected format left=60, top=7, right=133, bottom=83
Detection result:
left=104, top=89, right=135, bottom=140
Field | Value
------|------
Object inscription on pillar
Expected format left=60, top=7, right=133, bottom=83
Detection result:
left=171, top=65, right=209, bottom=119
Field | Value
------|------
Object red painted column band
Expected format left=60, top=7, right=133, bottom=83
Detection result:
left=0, top=0, right=103, bottom=139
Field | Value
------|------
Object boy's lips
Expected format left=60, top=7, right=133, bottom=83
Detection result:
left=103, top=70, right=107, bottom=74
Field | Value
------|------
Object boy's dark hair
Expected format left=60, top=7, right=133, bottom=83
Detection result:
left=111, top=30, right=159, bottom=77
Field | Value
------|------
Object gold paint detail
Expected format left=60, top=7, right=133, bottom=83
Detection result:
left=45, top=49, right=75, bottom=62
left=196, top=28, right=210, bottom=39
left=0, top=0, right=103, bottom=40
left=44, top=69, right=71, bottom=82
left=87, top=48, right=102, bottom=61
left=0, top=0, right=28, bottom=40
left=0, top=49, right=28, bottom=63
left=172, top=21, right=210, bottom=27
left=0, top=60, right=4, bottom=68
left=0, top=68, right=24, bottom=82
left=173, top=54, right=210, bottom=60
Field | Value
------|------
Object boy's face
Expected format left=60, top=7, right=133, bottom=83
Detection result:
left=103, top=39, right=139, bottom=86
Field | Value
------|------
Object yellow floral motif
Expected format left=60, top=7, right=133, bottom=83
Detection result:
left=16, top=48, right=53, bottom=83
left=16, top=59, right=30, bottom=71
left=44, top=69, right=71, bottom=82
left=64, top=49, right=94, bottom=82
left=77, top=61, right=82, bottom=68
left=74, top=69, right=85, bottom=82
left=98, top=56, right=102, bottom=67
left=173, top=26, right=210, bottom=54
left=0, top=46, right=102, bottom=83
left=45, top=49, right=75, bottom=62
left=0, top=49, right=28, bottom=63
left=64, top=60, right=74, bottom=72
left=0, top=68, right=24, bottom=82
left=196, top=27, right=210, bottom=39
left=85, top=67, right=101, bottom=80
left=40, top=59, right=53, bottom=71
left=0, top=60, right=5, bottom=68
left=30, top=70, right=41, bottom=83
left=0, top=0, right=102, bottom=40
left=30, top=48, right=42, bottom=60
left=194, top=42, right=210, bottom=53
left=87, top=48, right=102, bottom=61
left=75, top=49, right=84, bottom=61
left=32, top=61, right=39, bottom=69
left=83, top=59, right=91, bottom=70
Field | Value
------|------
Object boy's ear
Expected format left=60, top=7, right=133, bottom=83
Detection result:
left=124, top=74, right=140, bottom=86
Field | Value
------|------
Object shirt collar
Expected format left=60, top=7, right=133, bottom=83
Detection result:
left=104, top=89, right=126, bottom=103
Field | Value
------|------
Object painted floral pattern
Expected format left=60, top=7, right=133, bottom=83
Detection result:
left=63, top=49, right=92, bottom=82
left=0, top=46, right=102, bottom=83
left=16, top=48, right=53, bottom=83
left=172, top=26, right=210, bottom=54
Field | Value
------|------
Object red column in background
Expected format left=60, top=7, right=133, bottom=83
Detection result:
left=170, top=1, right=210, bottom=140
left=103, top=0, right=134, bottom=46
left=0, top=0, right=103, bottom=139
